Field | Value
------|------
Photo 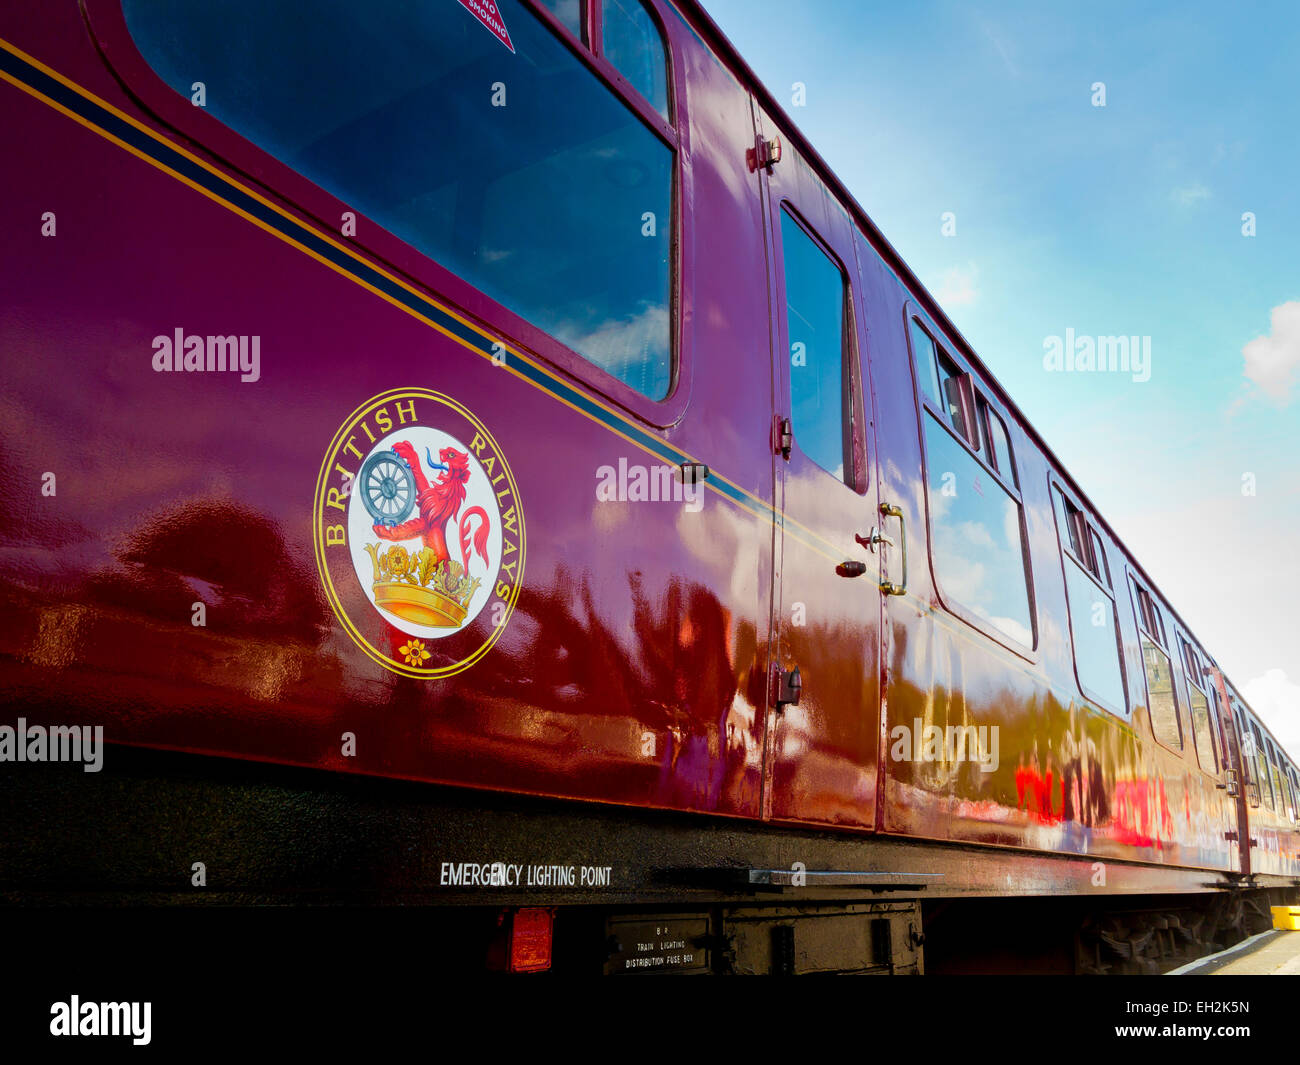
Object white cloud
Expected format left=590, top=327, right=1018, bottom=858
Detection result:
left=556, top=303, right=669, bottom=376
left=1242, top=669, right=1300, bottom=760
left=1241, top=300, right=1300, bottom=405
left=989, top=615, right=1033, bottom=648
left=1170, top=183, right=1210, bottom=207
left=934, top=264, right=979, bottom=308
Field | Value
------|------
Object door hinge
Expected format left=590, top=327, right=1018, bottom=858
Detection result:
left=774, top=416, right=792, bottom=460
left=749, top=133, right=782, bottom=173
left=773, top=665, right=801, bottom=709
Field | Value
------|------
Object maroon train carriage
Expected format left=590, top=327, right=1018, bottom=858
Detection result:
left=0, top=0, right=1297, bottom=975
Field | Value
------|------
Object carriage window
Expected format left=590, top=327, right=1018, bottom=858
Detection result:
left=982, top=401, right=1017, bottom=487
left=1188, top=686, right=1217, bottom=771
left=936, top=350, right=968, bottom=435
left=1142, top=638, right=1182, bottom=750
left=1087, top=529, right=1110, bottom=587
left=924, top=414, right=1034, bottom=647
left=1062, top=558, right=1126, bottom=712
left=601, top=0, right=670, bottom=120
left=908, top=318, right=943, bottom=409
left=1054, top=489, right=1104, bottom=580
left=1251, top=723, right=1273, bottom=809
left=1136, top=586, right=1166, bottom=646
left=780, top=209, right=849, bottom=483
left=1133, top=582, right=1180, bottom=749
left=1180, top=641, right=1217, bottom=773
left=1267, top=741, right=1287, bottom=816
left=123, top=0, right=675, bottom=400
left=1189, top=689, right=1216, bottom=771
left=1053, top=488, right=1125, bottom=713
left=1055, top=492, right=1093, bottom=573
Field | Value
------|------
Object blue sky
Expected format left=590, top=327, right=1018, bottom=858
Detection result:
left=701, top=0, right=1300, bottom=752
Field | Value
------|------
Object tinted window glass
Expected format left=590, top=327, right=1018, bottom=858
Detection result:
left=909, top=318, right=942, bottom=408
left=1063, top=559, right=1126, bottom=711
left=1268, top=743, right=1286, bottom=815
left=1187, top=684, right=1217, bottom=772
left=924, top=413, right=1034, bottom=646
left=986, top=404, right=1016, bottom=486
left=537, top=0, right=584, bottom=38
left=1142, top=637, right=1181, bottom=749
left=781, top=210, right=848, bottom=482
left=601, top=0, right=670, bottom=119
left=1137, top=587, right=1164, bottom=645
left=1087, top=529, right=1109, bottom=586
left=976, top=399, right=993, bottom=458
left=1055, top=490, right=1089, bottom=564
left=936, top=350, right=966, bottom=432
left=1252, top=725, right=1273, bottom=808
left=124, top=0, right=674, bottom=400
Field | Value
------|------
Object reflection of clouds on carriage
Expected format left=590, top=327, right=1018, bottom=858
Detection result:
left=923, top=416, right=1034, bottom=649
left=395, top=561, right=762, bottom=812
left=85, top=499, right=329, bottom=646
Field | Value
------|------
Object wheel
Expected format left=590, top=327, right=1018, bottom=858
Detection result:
left=359, top=449, right=416, bottom=527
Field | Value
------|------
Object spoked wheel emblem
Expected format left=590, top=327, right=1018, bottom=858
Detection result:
left=359, top=449, right=416, bottom=527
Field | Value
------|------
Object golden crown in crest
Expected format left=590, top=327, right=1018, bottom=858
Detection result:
left=363, top=543, right=482, bottom=628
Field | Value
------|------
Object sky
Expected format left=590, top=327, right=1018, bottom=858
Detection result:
left=700, top=0, right=1300, bottom=756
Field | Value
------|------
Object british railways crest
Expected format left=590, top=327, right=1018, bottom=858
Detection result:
left=313, top=388, right=525, bottom=677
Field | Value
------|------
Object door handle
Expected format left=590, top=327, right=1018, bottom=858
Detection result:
left=878, top=502, right=907, bottom=597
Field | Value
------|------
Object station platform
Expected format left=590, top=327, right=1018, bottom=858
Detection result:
left=1167, top=929, right=1300, bottom=976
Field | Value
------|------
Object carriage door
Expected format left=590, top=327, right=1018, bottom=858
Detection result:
left=754, top=106, right=883, bottom=830
left=1210, top=668, right=1250, bottom=874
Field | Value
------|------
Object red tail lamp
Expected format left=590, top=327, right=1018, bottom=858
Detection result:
left=487, top=908, right=554, bottom=973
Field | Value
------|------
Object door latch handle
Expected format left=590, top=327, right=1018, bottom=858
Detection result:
left=877, top=502, right=907, bottom=596
left=855, top=528, right=894, bottom=553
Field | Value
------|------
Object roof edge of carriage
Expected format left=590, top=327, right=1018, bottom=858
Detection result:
left=670, top=0, right=1292, bottom=763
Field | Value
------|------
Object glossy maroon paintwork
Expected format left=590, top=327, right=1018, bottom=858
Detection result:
left=0, top=0, right=1296, bottom=889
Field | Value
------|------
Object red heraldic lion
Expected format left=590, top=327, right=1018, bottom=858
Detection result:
left=373, top=440, right=491, bottom=573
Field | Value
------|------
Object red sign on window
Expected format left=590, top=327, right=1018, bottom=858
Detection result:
left=458, top=0, right=516, bottom=53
